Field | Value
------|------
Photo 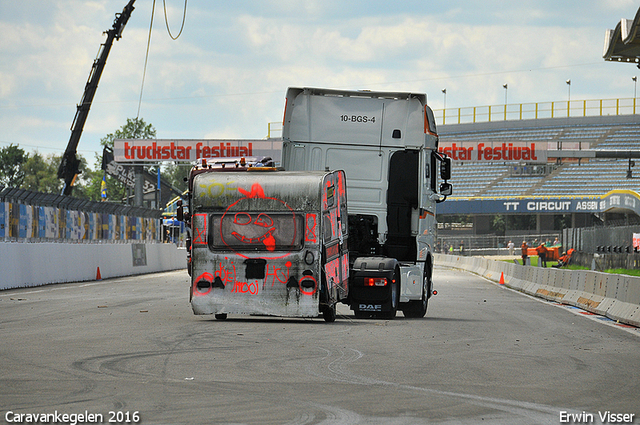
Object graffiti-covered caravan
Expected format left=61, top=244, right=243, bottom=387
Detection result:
left=188, top=168, right=348, bottom=322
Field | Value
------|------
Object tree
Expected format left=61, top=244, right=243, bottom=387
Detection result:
left=69, top=156, right=102, bottom=201
left=0, top=144, right=27, bottom=187
left=100, top=117, right=156, bottom=149
left=491, top=214, right=506, bottom=236
left=21, top=152, right=62, bottom=193
left=90, top=117, right=157, bottom=204
left=162, top=162, right=189, bottom=193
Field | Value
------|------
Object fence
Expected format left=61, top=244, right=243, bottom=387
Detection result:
left=437, top=233, right=561, bottom=254
left=435, top=97, right=639, bottom=125
left=563, top=224, right=640, bottom=254
left=0, top=187, right=163, bottom=243
left=563, top=224, right=640, bottom=270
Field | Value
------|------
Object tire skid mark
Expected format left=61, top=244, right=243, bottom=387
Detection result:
left=1, top=354, right=100, bottom=410
left=308, top=346, right=573, bottom=424
left=71, top=327, right=257, bottom=379
left=72, top=346, right=236, bottom=379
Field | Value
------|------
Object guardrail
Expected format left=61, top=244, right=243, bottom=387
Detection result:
left=435, top=97, right=639, bottom=125
left=435, top=253, right=640, bottom=327
left=267, top=122, right=283, bottom=139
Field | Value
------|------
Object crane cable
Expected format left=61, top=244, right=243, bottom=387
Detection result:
left=136, top=0, right=187, bottom=122
left=163, top=0, right=188, bottom=40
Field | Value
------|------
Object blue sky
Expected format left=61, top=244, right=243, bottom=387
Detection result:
left=1, top=0, right=639, bottom=166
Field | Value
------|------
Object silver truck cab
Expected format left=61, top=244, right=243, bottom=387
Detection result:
left=282, top=87, right=451, bottom=318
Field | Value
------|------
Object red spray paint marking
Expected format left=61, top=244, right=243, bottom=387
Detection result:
left=219, top=182, right=297, bottom=259
left=193, top=272, right=214, bottom=296
left=263, top=234, right=276, bottom=251
left=238, top=182, right=265, bottom=198
left=299, top=275, right=318, bottom=296
left=213, top=259, right=260, bottom=295
left=196, top=259, right=316, bottom=297
left=305, top=213, right=317, bottom=243
left=233, top=281, right=259, bottom=294
left=214, top=261, right=235, bottom=287
left=230, top=212, right=276, bottom=251
left=265, top=261, right=292, bottom=286
left=192, top=214, right=208, bottom=245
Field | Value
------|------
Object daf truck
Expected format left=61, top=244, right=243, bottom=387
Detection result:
left=281, top=87, right=451, bottom=318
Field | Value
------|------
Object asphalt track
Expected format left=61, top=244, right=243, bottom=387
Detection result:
left=1, top=266, right=639, bottom=425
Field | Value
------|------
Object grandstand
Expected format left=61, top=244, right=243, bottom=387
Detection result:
left=439, top=115, right=640, bottom=198
left=435, top=113, right=640, bottom=246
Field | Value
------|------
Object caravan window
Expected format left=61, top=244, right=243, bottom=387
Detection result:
left=209, top=213, right=304, bottom=252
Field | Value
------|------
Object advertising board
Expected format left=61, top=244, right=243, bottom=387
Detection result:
left=113, top=139, right=283, bottom=163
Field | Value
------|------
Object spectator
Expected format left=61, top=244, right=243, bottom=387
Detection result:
left=507, top=240, right=515, bottom=255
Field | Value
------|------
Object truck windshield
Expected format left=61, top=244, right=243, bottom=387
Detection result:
left=209, top=212, right=304, bottom=252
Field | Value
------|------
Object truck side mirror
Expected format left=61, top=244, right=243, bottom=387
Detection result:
left=177, top=199, right=184, bottom=221
left=440, top=182, right=452, bottom=196
left=440, top=157, right=451, bottom=180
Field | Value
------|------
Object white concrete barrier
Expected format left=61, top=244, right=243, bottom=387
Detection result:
left=0, top=242, right=186, bottom=290
left=435, top=253, right=640, bottom=327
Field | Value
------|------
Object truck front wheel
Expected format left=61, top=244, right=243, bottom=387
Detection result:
left=402, top=262, right=430, bottom=318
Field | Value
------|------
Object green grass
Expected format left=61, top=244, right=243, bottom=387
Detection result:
left=507, top=257, right=558, bottom=268
left=564, top=264, right=640, bottom=277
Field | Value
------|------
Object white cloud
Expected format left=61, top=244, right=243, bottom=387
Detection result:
left=602, top=0, right=638, bottom=12
left=1, top=1, right=639, bottom=157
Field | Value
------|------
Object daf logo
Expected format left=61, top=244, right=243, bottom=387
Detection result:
left=359, top=304, right=382, bottom=311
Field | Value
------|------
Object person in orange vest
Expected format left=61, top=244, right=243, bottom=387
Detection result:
left=521, top=241, right=528, bottom=266
left=554, top=248, right=575, bottom=268
left=535, top=243, right=548, bottom=267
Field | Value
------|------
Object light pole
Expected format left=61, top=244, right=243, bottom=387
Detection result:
left=503, top=84, right=508, bottom=120
left=633, top=76, right=637, bottom=114
left=566, top=79, right=571, bottom=117
left=442, top=88, right=447, bottom=124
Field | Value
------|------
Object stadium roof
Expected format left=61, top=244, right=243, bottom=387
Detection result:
left=603, top=6, right=640, bottom=64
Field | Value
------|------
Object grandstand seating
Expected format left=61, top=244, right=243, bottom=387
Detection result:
left=443, top=117, right=640, bottom=198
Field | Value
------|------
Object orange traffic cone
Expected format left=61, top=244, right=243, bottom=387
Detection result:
left=96, top=267, right=102, bottom=280
left=499, top=272, right=505, bottom=285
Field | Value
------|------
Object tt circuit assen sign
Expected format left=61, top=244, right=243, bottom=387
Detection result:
left=436, top=190, right=640, bottom=216
left=113, top=139, right=282, bottom=163
left=438, top=142, right=547, bottom=163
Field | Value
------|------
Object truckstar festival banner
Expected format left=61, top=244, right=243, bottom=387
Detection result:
left=438, top=141, right=548, bottom=163
left=113, top=139, right=283, bottom=163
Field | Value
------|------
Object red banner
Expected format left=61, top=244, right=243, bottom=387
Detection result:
left=113, top=139, right=283, bottom=163
left=438, top=142, right=547, bottom=163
